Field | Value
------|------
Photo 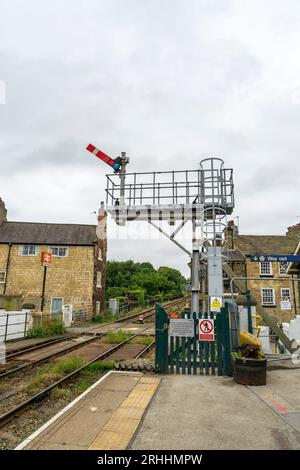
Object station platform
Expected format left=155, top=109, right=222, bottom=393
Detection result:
left=16, top=372, right=160, bottom=451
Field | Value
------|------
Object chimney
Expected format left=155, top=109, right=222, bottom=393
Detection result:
left=224, top=220, right=238, bottom=248
left=0, top=198, right=7, bottom=224
left=286, top=223, right=300, bottom=237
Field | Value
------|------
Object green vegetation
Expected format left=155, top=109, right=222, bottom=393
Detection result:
left=84, top=362, right=114, bottom=374
left=106, top=261, right=186, bottom=303
left=103, top=329, right=133, bottom=344
left=27, top=317, right=66, bottom=338
left=27, top=356, right=86, bottom=393
left=129, top=335, right=154, bottom=346
left=49, top=362, right=114, bottom=398
left=103, top=329, right=154, bottom=346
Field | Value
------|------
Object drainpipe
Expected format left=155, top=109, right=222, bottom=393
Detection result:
left=3, top=243, right=12, bottom=294
left=292, top=273, right=297, bottom=317
left=297, top=270, right=300, bottom=316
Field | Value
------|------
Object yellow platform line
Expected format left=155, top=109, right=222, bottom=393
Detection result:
left=88, top=376, right=160, bottom=450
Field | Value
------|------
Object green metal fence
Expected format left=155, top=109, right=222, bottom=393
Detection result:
left=155, top=303, right=233, bottom=376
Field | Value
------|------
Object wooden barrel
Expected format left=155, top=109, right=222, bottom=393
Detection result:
left=233, top=358, right=267, bottom=386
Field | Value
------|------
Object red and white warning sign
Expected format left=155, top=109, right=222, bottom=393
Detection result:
left=199, top=319, right=215, bottom=342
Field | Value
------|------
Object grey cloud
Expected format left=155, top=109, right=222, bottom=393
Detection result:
left=0, top=0, right=300, bottom=275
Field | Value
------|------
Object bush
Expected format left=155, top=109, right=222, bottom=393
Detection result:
left=27, top=318, right=66, bottom=338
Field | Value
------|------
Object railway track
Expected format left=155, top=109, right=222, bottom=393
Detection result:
left=0, top=297, right=186, bottom=380
left=0, top=323, right=155, bottom=429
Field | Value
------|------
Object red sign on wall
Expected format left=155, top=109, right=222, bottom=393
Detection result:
left=199, top=319, right=215, bottom=342
left=41, top=252, right=52, bottom=267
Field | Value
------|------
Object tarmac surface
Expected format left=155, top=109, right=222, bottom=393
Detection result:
left=131, top=369, right=300, bottom=450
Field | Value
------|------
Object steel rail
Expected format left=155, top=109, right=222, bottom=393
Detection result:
left=6, top=336, right=71, bottom=360
left=0, top=323, right=155, bottom=429
left=0, top=298, right=186, bottom=380
left=0, top=336, right=102, bottom=380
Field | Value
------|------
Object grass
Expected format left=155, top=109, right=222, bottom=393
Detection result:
left=27, top=318, right=66, bottom=338
left=103, top=329, right=133, bottom=344
left=27, top=356, right=86, bottom=393
left=129, top=336, right=154, bottom=346
left=50, top=361, right=114, bottom=398
left=103, top=329, right=154, bottom=346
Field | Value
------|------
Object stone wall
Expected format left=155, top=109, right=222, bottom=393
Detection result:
left=246, top=259, right=299, bottom=322
left=0, top=244, right=96, bottom=315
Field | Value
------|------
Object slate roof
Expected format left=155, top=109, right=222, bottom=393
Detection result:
left=222, top=249, right=245, bottom=262
left=235, top=235, right=299, bottom=256
left=0, top=221, right=97, bottom=245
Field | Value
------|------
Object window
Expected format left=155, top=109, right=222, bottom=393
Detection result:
left=96, top=272, right=102, bottom=288
left=19, top=244, right=38, bottom=256
left=49, top=246, right=68, bottom=257
left=98, top=249, right=102, bottom=261
left=279, top=262, right=288, bottom=275
left=281, top=288, right=291, bottom=301
left=260, top=261, right=272, bottom=276
left=51, top=298, right=63, bottom=314
left=0, top=271, right=6, bottom=284
left=261, top=288, right=275, bottom=306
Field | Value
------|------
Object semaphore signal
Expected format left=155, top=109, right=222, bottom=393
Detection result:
left=86, top=143, right=122, bottom=172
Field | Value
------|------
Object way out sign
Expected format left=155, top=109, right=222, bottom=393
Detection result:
left=199, top=318, right=215, bottom=342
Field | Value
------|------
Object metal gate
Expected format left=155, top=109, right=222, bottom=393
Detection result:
left=155, top=303, right=234, bottom=376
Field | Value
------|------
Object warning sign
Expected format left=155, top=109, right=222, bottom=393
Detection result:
left=199, top=319, right=215, bottom=341
left=210, top=296, right=222, bottom=312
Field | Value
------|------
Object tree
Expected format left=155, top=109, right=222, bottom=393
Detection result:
left=105, top=260, right=186, bottom=300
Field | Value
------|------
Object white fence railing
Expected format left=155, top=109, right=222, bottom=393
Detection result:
left=0, top=310, right=32, bottom=342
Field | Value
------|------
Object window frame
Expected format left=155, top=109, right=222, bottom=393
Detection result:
left=279, top=262, right=288, bottom=275
left=281, top=288, right=291, bottom=301
left=0, top=271, right=6, bottom=284
left=96, top=271, right=102, bottom=288
left=48, top=246, right=69, bottom=258
left=261, top=287, right=275, bottom=306
left=259, top=261, right=272, bottom=277
left=50, top=297, right=64, bottom=314
left=19, top=244, right=38, bottom=256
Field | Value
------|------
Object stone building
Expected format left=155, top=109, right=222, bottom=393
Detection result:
left=0, top=198, right=107, bottom=318
left=224, top=221, right=300, bottom=322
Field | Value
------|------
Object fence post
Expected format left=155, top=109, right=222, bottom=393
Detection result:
left=4, top=313, right=9, bottom=342
left=221, top=303, right=233, bottom=376
left=155, top=303, right=169, bottom=374
left=24, top=311, right=28, bottom=337
left=246, top=290, right=253, bottom=334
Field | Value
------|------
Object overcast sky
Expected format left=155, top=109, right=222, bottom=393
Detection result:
left=1, top=0, right=300, bottom=277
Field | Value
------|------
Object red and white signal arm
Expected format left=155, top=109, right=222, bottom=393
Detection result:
left=41, top=251, right=52, bottom=267
left=199, top=318, right=215, bottom=342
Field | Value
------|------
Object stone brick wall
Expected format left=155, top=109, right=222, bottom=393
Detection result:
left=0, top=244, right=96, bottom=315
left=246, top=259, right=299, bottom=322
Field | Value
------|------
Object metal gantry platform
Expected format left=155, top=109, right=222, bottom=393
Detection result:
left=104, top=155, right=234, bottom=315
left=105, top=165, right=234, bottom=226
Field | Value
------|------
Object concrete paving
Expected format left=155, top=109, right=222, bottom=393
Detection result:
left=131, top=372, right=300, bottom=450
left=17, top=372, right=160, bottom=451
